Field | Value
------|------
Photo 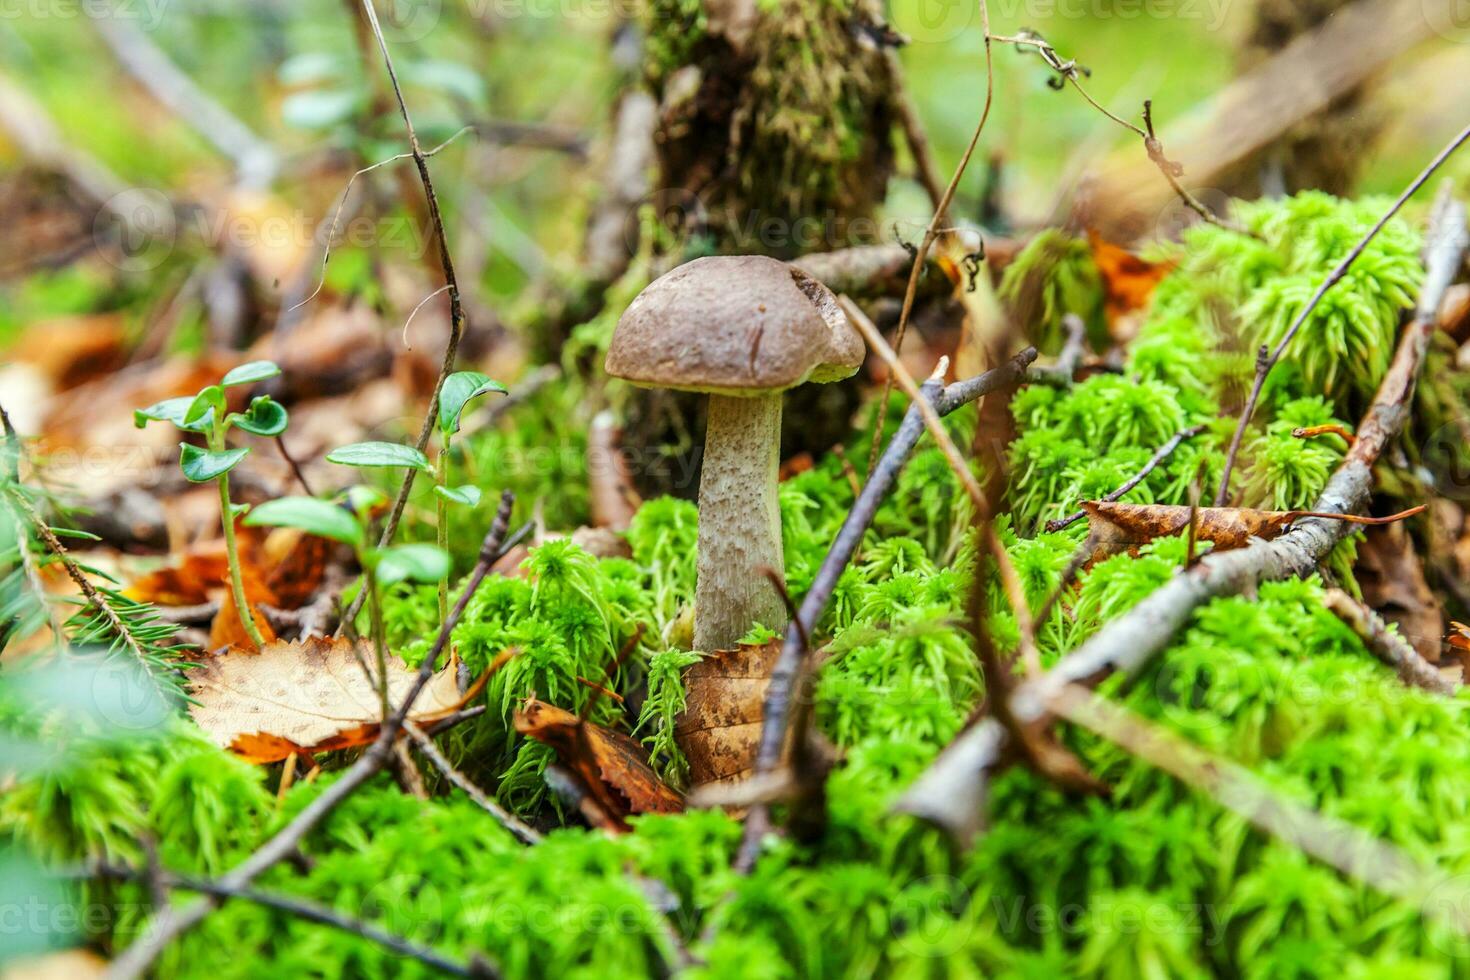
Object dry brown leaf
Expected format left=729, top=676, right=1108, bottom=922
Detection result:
left=514, top=698, right=683, bottom=827
left=208, top=568, right=278, bottom=651
left=188, top=636, right=466, bottom=763
left=262, top=527, right=332, bottom=608
left=127, top=523, right=329, bottom=650
left=674, top=638, right=780, bottom=787
left=10, top=314, right=127, bottom=391
left=1087, top=230, right=1173, bottom=339
left=1082, top=501, right=1425, bottom=561
left=1357, top=523, right=1444, bottom=663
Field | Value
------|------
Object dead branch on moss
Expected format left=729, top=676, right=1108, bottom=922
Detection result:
left=895, top=191, right=1468, bottom=841
left=1047, top=423, right=1208, bottom=532
left=844, top=300, right=1041, bottom=672
left=1324, top=589, right=1456, bottom=696
left=105, top=496, right=518, bottom=980
left=404, top=720, right=544, bottom=845
left=1045, top=683, right=1470, bottom=935
left=1025, top=312, right=1088, bottom=387
left=1215, top=128, right=1470, bottom=504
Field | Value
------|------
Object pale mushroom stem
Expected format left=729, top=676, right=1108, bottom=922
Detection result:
left=694, top=391, right=789, bottom=651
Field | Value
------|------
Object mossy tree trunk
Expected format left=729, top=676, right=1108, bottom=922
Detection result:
left=623, top=0, right=901, bottom=499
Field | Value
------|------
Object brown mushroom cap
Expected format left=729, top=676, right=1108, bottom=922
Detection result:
left=605, top=255, right=864, bottom=395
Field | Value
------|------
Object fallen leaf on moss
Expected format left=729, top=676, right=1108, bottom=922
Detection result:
left=1357, top=523, right=1443, bottom=663
left=1088, top=230, right=1172, bottom=338
left=189, top=636, right=466, bottom=762
left=514, top=698, right=683, bottom=827
left=673, top=638, right=780, bottom=787
left=1082, top=501, right=1425, bottom=560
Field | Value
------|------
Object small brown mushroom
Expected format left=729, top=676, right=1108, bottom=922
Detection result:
left=606, top=255, right=863, bottom=651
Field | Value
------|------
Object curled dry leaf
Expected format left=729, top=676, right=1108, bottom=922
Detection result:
left=189, top=636, right=468, bottom=763
left=514, top=698, right=683, bottom=828
left=673, top=638, right=780, bottom=787
left=1082, top=501, right=1425, bottom=562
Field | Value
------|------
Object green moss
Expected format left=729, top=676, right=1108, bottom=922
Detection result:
left=3, top=190, right=1456, bottom=977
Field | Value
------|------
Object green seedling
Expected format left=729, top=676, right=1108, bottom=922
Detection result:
left=431, top=371, right=506, bottom=620
left=246, top=489, right=447, bottom=715
left=135, top=359, right=287, bottom=649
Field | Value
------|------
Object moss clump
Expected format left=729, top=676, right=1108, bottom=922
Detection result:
left=998, top=228, right=1107, bottom=353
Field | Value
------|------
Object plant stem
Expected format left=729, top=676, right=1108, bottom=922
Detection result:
left=364, top=562, right=390, bottom=719
left=216, top=468, right=265, bottom=649
left=436, top=438, right=449, bottom=625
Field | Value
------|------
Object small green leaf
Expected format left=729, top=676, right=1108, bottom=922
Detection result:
left=228, top=396, right=289, bottom=437
left=437, top=371, right=507, bottom=436
left=326, top=441, right=431, bottom=472
left=244, top=496, right=361, bottom=545
left=134, top=397, right=195, bottom=430
left=221, top=360, right=282, bottom=387
left=179, top=444, right=249, bottom=483
left=434, top=484, right=481, bottom=507
left=373, top=544, right=449, bottom=586
left=184, top=386, right=225, bottom=431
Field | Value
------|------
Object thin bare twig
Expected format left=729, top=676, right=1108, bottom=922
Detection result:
left=285, top=127, right=475, bottom=317
left=865, top=0, right=997, bottom=476
left=274, top=436, right=315, bottom=496
left=1046, top=423, right=1207, bottom=532
left=845, top=300, right=1040, bottom=669
left=404, top=720, right=543, bottom=844
left=995, top=31, right=1241, bottom=234
left=88, top=861, right=489, bottom=977
left=334, top=0, right=477, bottom=631
left=1324, top=589, right=1456, bottom=696
left=1215, top=126, right=1470, bottom=504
